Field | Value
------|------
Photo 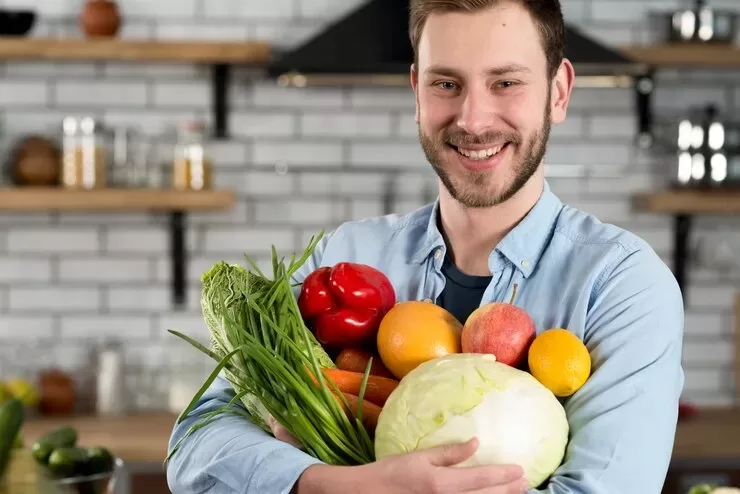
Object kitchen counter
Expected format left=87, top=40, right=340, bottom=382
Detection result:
left=672, top=407, right=740, bottom=463
left=19, top=407, right=740, bottom=465
left=21, top=412, right=178, bottom=464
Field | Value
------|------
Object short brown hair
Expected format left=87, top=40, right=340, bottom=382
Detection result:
left=409, top=0, right=565, bottom=80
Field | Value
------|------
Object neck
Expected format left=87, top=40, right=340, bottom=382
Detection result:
left=438, top=168, right=545, bottom=276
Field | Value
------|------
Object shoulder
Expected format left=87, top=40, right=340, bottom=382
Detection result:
left=322, top=203, right=433, bottom=256
left=292, top=203, right=433, bottom=281
left=553, top=202, right=682, bottom=307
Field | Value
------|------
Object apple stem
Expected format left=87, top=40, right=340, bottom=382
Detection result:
left=509, top=283, right=518, bottom=305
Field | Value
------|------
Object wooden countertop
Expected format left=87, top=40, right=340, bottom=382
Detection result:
left=21, top=412, right=178, bottom=464
left=18, top=408, right=740, bottom=464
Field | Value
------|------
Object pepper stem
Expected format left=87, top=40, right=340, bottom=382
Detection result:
left=509, top=283, right=518, bottom=305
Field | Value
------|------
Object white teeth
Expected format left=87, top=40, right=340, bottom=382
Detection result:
left=457, top=144, right=505, bottom=160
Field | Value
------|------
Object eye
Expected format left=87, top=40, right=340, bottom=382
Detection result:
left=434, top=81, right=458, bottom=91
left=494, top=80, right=518, bottom=89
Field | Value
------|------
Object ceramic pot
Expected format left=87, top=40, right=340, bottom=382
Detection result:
left=80, top=0, right=121, bottom=37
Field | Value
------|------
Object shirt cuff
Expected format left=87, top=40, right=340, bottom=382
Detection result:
left=246, top=446, right=325, bottom=494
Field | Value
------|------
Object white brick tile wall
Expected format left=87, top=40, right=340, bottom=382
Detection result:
left=299, top=112, right=393, bottom=138
left=58, top=258, right=152, bottom=283
left=350, top=142, right=426, bottom=167
left=254, top=199, right=339, bottom=225
left=253, top=141, right=343, bottom=166
left=0, top=258, right=52, bottom=282
left=203, top=227, right=295, bottom=254
left=0, top=81, right=48, bottom=106
left=0, top=316, right=55, bottom=340
left=229, top=112, right=296, bottom=138
left=7, top=229, right=99, bottom=253
left=202, top=0, right=295, bottom=20
left=9, top=287, right=101, bottom=312
left=60, top=316, right=153, bottom=339
left=0, top=0, right=736, bottom=407
left=252, top=84, right=344, bottom=108
left=54, top=81, right=148, bottom=107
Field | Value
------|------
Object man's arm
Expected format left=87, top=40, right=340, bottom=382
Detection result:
left=166, top=375, right=324, bottom=493
left=533, top=246, right=685, bottom=494
left=166, top=233, right=334, bottom=493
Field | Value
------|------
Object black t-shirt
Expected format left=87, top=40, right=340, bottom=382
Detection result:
left=436, top=255, right=493, bottom=325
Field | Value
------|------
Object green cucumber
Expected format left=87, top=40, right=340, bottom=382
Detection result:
left=31, top=425, right=77, bottom=465
left=84, top=446, right=115, bottom=476
left=0, top=398, right=25, bottom=480
left=47, top=446, right=89, bottom=478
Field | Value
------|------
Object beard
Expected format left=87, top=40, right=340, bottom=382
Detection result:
left=419, top=99, right=552, bottom=209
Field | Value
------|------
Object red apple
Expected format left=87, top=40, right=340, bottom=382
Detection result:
left=461, top=284, right=536, bottom=367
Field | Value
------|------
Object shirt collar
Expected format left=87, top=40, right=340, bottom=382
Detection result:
left=411, top=180, right=563, bottom=278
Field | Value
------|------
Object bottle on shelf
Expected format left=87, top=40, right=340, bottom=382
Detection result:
left=172, top=119, right=213, bottom=191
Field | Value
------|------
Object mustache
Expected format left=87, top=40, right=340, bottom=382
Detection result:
left=443, top=128, right=521, bottom=147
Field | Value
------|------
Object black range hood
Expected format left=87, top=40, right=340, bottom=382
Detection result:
left=266, top=0, right=648, bottom=88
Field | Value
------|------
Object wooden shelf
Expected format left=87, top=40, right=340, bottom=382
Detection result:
left=618, top=43, right=740, bottom=68
left=632, top=188, right=740, bottom=214
left=0, top=187, right=236, bottom=212
left=0, top=37, right=273, bottom=137
left=0, top=36, right=272, bottom=63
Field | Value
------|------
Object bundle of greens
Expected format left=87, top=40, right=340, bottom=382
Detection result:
left=166, top=233, right=376, bottom=466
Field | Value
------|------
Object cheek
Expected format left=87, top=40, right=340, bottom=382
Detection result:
left=419, top=92, right=456, bottom=127
left=500, top=95, right=545, bottom=133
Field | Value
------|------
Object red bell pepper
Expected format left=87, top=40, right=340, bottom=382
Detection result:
left=298, top=262, right=396, bottom=348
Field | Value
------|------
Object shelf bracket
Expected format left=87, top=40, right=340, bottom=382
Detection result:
left=635, top=70, right=655, bottom=149
left=673, top=214, right=692, bottom=304
left=170, top=211, right=187, bottom=309
left=212, top=63, right=230, bottom=139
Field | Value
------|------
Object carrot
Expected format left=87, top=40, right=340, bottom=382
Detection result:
left=339, top=392, right=382, bottom=436
left=335, top=348, right=396, bottom=379
left=320, top=368, right=399, bottom=407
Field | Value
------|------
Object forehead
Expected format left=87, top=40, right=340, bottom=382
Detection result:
left=417, top=3, right=546, bottom=73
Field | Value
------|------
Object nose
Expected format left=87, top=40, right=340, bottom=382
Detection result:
left=456, top=85, right=495, bottom=136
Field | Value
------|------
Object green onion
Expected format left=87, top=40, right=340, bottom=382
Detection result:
left=165, top=232, right=376, bottom=466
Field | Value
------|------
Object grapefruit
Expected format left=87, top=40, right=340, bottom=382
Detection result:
left=376, top=300, right=462, bottom=380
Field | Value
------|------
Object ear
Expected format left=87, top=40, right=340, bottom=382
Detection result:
left=410, top=63, right=420, bottom=124
left=550, top=59, right=575, bottom=125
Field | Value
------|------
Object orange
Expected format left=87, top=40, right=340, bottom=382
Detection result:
left=527, top=328, right=591, bottom=397
left=377, top=301, right=462, bottom=380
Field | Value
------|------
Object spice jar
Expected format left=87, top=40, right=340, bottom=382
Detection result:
left=172, top=120, right=212, bottom=190
left=61, top=116, right=109, bottom=189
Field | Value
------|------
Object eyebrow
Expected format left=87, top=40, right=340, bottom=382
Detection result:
left=425, top=63, right=531, bottom=77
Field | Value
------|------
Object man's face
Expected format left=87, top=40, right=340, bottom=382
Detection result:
left=411, top=2, right=572, bottom=208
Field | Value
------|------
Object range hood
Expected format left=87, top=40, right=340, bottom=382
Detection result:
left=266, top=0, right=648, bottom=88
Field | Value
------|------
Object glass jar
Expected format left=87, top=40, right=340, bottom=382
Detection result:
left=61, top=116, right=109, bottom=189
left=172, top=120, right=212, bottom=190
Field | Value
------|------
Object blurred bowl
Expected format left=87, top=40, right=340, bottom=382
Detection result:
left=0, top=9, right=36, bottom=36
left=0, top=449, right=122, bottom=494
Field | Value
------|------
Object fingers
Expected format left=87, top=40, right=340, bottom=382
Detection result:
left=268, top=415, right=304, bottom=450
left=426, top=437, right=480, bottom=466
left=436, top=464, right=525, bottom=492
left=463, top=476, right=529, bottom=493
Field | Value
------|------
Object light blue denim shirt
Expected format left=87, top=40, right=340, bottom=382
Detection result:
left=166, top=181, right=684, bottom=494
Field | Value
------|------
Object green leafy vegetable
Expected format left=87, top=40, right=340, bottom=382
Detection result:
left=165, top=232, right=375, bottom=466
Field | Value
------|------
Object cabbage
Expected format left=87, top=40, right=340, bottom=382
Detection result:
left=374, top=353, right=569, bottom=489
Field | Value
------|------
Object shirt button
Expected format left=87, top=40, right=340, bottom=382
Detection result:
left=434, top=249, right=443, bottom=260
left=423, top=298, right=433, bottom=303
left=521, top=260, right=530, bottom=268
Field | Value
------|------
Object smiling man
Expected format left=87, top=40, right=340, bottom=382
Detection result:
left=166, top=1, right=685, bottom=493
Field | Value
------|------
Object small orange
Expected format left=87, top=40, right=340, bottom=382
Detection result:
left=527, top=328, right=591, bottom=397
left=377, top=300, right=462, bottom=380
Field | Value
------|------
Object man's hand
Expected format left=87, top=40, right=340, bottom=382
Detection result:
left=271, top=411, right=528, bottom=494
left=268, top=415, right=304, bottom=449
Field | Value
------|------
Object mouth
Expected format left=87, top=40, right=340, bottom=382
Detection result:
left=449, top=142, right=511, bottom=170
